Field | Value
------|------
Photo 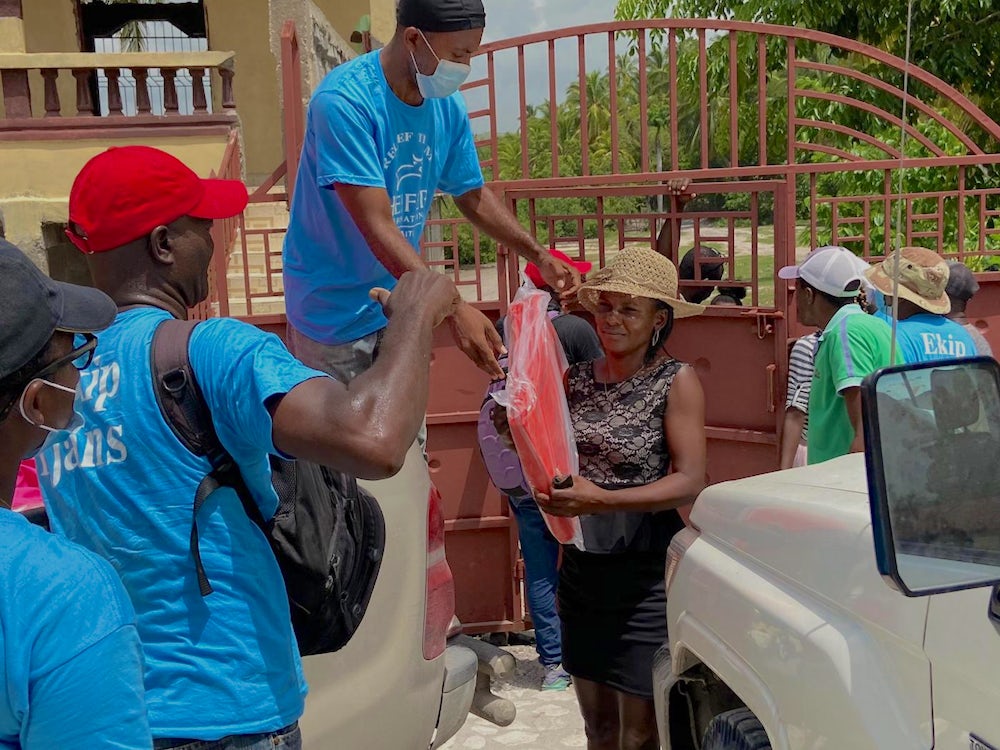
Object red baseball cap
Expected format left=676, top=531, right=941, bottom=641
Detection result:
left=524, top=249, right=592, bottom=288
left=67, top=145, right=249, bottom=254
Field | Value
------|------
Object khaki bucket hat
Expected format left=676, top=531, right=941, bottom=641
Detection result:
left=865, top=246, right=951, bottom=315
left=578, top=246, right=705, bottom=319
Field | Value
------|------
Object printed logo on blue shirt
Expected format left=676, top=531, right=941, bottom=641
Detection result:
left=918, top=331, right=968, bottom=358
left=385, top=132, right=434, bottom=244
left=37, top=354, right=127, bottom=488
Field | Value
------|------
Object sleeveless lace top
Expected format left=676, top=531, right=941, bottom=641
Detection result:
left=566, top=357, right=686, bottom=554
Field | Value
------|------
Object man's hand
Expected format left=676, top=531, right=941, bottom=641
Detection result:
left=538, top=255, right=583, bottom=304
left=370, top=269, right=460, bottom=329
left=448, top=301, right=506, bottom=379
left=667, top=177, right=694, bottom=208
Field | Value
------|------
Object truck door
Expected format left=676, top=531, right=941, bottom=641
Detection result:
left=924, top=587, right=1000, bottom=748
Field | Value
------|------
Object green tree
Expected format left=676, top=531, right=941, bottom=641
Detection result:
left=615, top=0, right=1000, bottom=124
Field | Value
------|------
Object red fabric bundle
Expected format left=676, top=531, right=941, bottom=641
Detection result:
left=505, top=289, right=584, bottom=548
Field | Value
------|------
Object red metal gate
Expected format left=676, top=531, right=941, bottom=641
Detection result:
left=213, top=19, right=1000, bottom=634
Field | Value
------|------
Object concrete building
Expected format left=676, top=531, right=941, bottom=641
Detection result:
left=0, top=0, right=394, bottom=272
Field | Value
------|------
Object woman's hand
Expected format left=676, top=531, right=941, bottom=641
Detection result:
left=535, top=475, right=609, bottom=517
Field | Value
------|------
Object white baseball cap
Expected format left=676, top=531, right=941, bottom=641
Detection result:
left=779, top=246, right=864, bottom=298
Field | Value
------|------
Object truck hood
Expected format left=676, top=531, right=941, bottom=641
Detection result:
left=693, top=453, right=871, bottom=541
left=691, top=454, right=928, bottom=644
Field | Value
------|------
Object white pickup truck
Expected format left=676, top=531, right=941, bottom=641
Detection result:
left=654, top=357, right=1000, bottom=750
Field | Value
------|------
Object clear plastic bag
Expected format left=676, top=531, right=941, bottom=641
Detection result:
left=504, top=286, right=585, bottom=549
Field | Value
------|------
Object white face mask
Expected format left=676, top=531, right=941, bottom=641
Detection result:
left=19, top=379, right=84, bottom=458
left=410, top=30, right=471, bottom=99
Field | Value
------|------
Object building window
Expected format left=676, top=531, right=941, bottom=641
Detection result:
left=78, top=1, right=209, bottom=116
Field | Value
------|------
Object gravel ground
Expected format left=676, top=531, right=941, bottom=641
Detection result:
left=440, top=644, right=587, bottom=749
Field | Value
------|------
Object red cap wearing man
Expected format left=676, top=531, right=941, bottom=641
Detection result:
left=66, top=145, right=248, bottom=254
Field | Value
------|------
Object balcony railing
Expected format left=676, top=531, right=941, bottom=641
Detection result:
left=0, top=51, right=236, bottom=135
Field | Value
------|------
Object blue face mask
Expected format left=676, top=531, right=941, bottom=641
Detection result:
left=870, top=287, right=890, bottom=317
left=410, top=30, right=471, bottom=99
left=18, top=379, right=85, bottom=459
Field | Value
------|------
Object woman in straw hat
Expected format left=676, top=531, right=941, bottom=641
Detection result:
left=534, top=246, right=707, bottom=750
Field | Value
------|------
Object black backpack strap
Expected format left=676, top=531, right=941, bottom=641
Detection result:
left=151, top=319, right=266, bottom=597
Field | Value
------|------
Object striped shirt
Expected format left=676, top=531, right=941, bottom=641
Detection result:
left=961, top=322, right=993, bottom=357
left=785, top=333, right=820, bottom=441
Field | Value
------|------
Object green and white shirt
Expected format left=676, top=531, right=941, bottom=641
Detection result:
left=808, top=304, right=895, bottom=464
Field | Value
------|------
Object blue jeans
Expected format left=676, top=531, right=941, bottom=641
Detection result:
left=153, top=723, right=301, bottom=750
left=510, top=497, right=563, bottom=666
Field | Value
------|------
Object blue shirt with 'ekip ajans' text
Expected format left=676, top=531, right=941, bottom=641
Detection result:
left=39, top=307, right=329, bottom=741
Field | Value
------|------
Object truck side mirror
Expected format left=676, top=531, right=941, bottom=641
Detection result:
left=861, top=357, right=1000, bottom=596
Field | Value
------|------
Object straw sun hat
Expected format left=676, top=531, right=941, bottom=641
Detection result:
left=865, top=246, right=951, bottom=315
left=578, top=246, right=705, bottom=319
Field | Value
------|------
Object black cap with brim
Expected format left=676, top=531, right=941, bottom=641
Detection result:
left=946, top=260, right=980, bottom=301
left=0, top=239, right=116, bottom=380
left=397, top=0, right=486, bottom=32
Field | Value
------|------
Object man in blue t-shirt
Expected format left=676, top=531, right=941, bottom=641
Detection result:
left=0, top=240, right=150, bottom=748
left=39, top=146, right=459, bottom=749
left=866, top=246, right=977, bottom=364
left=283, top=0, right=582, bottom=384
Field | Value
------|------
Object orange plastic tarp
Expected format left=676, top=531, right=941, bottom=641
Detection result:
left=505, top=289, right=584, bottom=549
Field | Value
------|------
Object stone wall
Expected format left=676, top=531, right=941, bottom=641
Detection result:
left=307, top=0, right=355, bottom=87
left=269, top=0, right=356, bottom=163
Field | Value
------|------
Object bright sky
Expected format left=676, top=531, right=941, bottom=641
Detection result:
left=482, top=0, right=620, bottom=42
left=475, top=0, right=624, bottom=132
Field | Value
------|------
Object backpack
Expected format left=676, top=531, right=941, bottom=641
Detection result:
left=476, top=309, right=561, bottom=502
left=151, top=319, right=385, bottom=656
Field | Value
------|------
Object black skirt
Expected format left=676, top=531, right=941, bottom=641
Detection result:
left=558, top=545, right=668, bottom=699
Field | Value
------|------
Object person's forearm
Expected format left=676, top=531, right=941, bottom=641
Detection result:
left=278, top=310, right=436, bottom=477
left=849, top=429, right=865, bottom=454
left=655, top=190, right=689, bottom=259
left=349, top=306, right=436, bottom=447
left=655, top=208, right=683, bottom=259
left=334, top=183, right=427, bottom=279
left=779, top=409, right=806, bottom=469
left=844, top=387, right=866, bottom=454
left=455, top=187, right=546, bottom=265
left=589, top=472, right=705, bottom=514
left=363, top=222, right=427, bottom=278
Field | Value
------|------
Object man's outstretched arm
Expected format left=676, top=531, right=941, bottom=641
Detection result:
left=454, top=186, right=582, bottom=300
left=271, top=270, right=458, bottom=478
left=334, top=183, right=505, bottom=379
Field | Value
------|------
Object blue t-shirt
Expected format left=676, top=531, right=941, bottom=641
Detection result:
left=0, top=509, right=150, bottom=749
left=875, top=310, right=977, bottom=363
left=38, top=308, right=328, bottom=740
left=283, top=50, right=485, bottom=345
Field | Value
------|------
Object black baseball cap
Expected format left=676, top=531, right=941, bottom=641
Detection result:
left=397, top=0, right=486, bottom=32
left=0, top=239, right=116, bottom=380
left=945, top=260, right=980, bottom=302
